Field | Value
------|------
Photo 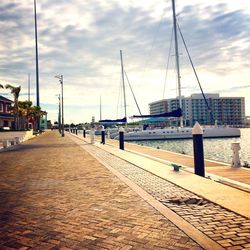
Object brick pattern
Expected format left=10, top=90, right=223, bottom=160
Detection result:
left=0, top=132, right=201, bottom=249
left=81, top=140, right=250, bottom=250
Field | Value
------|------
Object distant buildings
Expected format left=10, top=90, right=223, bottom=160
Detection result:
left=244, top=116, right=250, bottom=127
left=0, top=95, right=14, bottom=129
left=149, top=93, right=245, bottom=126
left=47, top=120, right=52, bottom=129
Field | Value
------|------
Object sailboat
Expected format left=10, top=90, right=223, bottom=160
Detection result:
left=119, top=0, right=241, bottom=141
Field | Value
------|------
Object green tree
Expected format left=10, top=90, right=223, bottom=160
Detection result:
left=5, top=84, right=21, bottom=130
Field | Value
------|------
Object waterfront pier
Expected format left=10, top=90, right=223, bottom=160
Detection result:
left=95, top=135, right=250, bottom=187
left=0, top=131, right=250, bottom=249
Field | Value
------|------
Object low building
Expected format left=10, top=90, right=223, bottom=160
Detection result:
left=149, top=93, right=245, bottom=126
left=40, top=112, right=48, bottom=130
left=0, top=95, right=14, bottom=129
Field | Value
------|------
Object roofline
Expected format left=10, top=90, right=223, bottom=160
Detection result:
left=0, top=95, right=14, bottom=103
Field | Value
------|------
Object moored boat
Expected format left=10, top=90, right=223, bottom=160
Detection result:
left=115, top=126, right=240, bottom=141
left=123, top=0, right=241, bottom=141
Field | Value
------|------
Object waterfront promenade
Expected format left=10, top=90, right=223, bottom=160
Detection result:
left=97, top=136, right=250, bottom=187
left=0, top=131, right=250, bottom=249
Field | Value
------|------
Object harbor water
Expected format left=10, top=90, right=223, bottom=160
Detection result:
left=132, top=128, right=250, bottom=165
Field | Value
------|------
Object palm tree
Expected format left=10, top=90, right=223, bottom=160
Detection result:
left=0, top=84, right=3, bottom=96
left=5, top=84, right=21, bottom=130
left=30, top=105, right=42, bottom=131
left=18, top=100, right=32, bottom=129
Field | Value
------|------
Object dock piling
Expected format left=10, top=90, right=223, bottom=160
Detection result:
left=192, top=122, right=205, bottom=177
left=119, top=127, right=124, bottom=150
left=231, top=142, right=241, bottom=167
left=101, top=126, right=105, bottom=144
left=90, top=127, right=95, bottom=144
left=107, top=128, right=110, bottom=139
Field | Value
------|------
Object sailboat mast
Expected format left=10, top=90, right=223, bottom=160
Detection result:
left=120, top=50, right=127, bottom=127
left=171, top=0, right=183, bottom=127
left=28, top=73, right=30, bottom=102
left=100, top=96, right=102, bottom=121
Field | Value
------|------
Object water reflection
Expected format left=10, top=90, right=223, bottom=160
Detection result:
left=133, top=128, right=250, bottom=164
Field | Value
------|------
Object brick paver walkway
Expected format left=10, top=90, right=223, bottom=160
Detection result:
left=70, top=135, right=250, bottom=250
left=0, top=131, right=201, bottom=250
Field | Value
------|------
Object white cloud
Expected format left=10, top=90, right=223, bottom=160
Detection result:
left=0, top=0, right=249, bottom=124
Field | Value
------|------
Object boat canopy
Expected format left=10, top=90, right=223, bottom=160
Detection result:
left=138, top=117, right=169, bottom=123
left=99, top=117, right=127, bottom=123
left=131, top=108, right=182, bottom=119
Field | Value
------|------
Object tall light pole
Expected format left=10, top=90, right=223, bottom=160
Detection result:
left=34, top=0, right=40, bottom=130
left=58, top=94, right=61, bottom=134
left=55, top=75, right=64, bottom=137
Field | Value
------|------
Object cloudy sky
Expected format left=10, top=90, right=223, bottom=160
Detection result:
left=0, top=0, right=249, bottom=123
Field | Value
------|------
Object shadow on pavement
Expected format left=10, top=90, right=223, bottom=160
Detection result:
left=0, top=142, right=76, bottom=154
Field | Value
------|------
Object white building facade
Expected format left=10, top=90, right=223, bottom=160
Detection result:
left=149, top=93, right=245, bottom=126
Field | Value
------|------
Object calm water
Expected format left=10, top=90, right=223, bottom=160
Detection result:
left=132, top=128, right=250, bottom=165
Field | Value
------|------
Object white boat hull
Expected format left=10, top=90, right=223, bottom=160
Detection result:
left=118, top=127, right=240, bottom=141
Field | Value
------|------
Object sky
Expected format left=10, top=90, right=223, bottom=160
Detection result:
left=0, top=0, right=249, bottom=124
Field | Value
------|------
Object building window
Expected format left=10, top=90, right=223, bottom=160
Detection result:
left=6, top=104, right=11, bottom=113
left=0, top=103, right=3, bottom=112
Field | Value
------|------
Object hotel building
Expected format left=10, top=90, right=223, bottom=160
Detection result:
left=149, top=93, right=245, bottom=126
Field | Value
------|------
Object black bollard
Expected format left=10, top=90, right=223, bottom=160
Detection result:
left=192, top=122, right=205, bottom=177
left=101, top=129, right=105, bottom=144
left=119, top=127, right=124, bottom=150
left=83, top=129, right=86, bottom=138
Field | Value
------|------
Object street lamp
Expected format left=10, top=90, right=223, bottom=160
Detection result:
left=55, top=75, right=64, bottom=137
